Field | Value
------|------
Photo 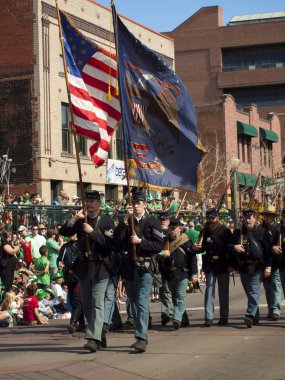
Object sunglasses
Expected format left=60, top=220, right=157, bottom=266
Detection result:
left=32, top=228, right=38, bottom=230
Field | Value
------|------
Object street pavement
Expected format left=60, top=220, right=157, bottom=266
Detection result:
left=1, top=278, right=285, bottom=380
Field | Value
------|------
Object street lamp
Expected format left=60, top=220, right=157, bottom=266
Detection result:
left=230, top=154, right=240, bottom=229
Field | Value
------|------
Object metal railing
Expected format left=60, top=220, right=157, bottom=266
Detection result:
left=1, top=205, right=234, bottom=232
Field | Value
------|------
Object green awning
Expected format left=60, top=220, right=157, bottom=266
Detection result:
left=263, top=176, right=274, bottom=186
left=237, top=121, right=258, bottom=137
left=237, top=172, right=257, bottom=187
left=259, top=128, right=279, bottom=142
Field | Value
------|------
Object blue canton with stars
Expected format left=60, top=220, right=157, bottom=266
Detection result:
left=60, top=11, right=99, bottom=77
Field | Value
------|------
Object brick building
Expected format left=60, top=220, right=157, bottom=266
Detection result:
left=0, top=0, right=174, bottom=202
left=168, top=6, right=284, bottom=206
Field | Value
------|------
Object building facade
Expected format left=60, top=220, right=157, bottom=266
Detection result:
left=168, top=6, right=284, bottom=207
left=0, top=0, right=174, bottom=202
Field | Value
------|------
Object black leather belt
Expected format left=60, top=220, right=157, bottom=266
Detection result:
left=239, top=260, right=260, bottom=265
left=169, top=266, right=188, bottom=272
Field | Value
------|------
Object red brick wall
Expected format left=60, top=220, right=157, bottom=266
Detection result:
left=0, top=1, right=34, bottom=77
left=168, top=6, right=285, bottom=154
left=0, top=1, right=36, bottom=196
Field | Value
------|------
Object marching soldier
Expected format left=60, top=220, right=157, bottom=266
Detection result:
left=114, top=191, right=164, bottom=353
left=260, top=206, right=281, bottom=321
left=60, top=190, right=115, bottom=352
left=157, top=211, right=174, bottom=326
left=267, top=208, right=285, bottom=320
left=193, top=208, right=232, bottom=327
left=57, top=233, right=85, bottom=333
left=229, top=209, right=271, bottom=328
left=160, top=218, right=198, bottom=329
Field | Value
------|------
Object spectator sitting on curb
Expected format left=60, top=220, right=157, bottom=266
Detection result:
left=22, top=283, right=48, bottom=325
left=52, top=273, right=67, bottom=314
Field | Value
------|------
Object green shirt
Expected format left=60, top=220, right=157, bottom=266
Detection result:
left=170, top=201, right=179, bottom=213
left=47, top=238, right=60, bottom=269
left=35, top=256, right=50, bottom=285
left=185, top=229, right=200, bottom=244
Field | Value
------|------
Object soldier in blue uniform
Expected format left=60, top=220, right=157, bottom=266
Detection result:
left=260, top=207, right=281, bottom=321
left=60, top=190, right=115, bottom=352
left=193, top=208, right=232, bottom=327
left=157, top=211, right=174, bottom=325
left=229, top=209, right=271, bottom=328
left=266, top=208, right=285, bottom=320
left=114, top=191, right=164, bottom=353
left=159, top=218, right=198, bottom=329
left=57, top=233, right=85, bottom=333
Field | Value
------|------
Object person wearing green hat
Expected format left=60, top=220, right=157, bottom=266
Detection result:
left=36, top=289, right=54, bottom=319
left=36, top=289, right=47, bottom=300
left=52, top=273, right=66, bottom=314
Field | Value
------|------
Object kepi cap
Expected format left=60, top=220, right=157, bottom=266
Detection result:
left=157, top=211, right=170, bottom=220
left=132, top=191, right=146, bottom=202
left=169, top=218, right=183, bottom=229
left=85, top=190, right=101, bottom=200
left=206, top=208, right=218, bottom=218
left=242, top=208, right=256, bottom=217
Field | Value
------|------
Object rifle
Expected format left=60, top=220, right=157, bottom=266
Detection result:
left=248, top=170, right=261, bottom=209
left=196, top=173, right=234, bottom=246
left=175, top=191, right=187, bottom=218
left=111, top=190, right=131, bottom=219
left=216, top=171, right=235, bottom=212
left=137, top=260, right=163, bottom=287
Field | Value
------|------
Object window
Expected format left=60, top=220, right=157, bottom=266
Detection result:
left=59, top=54, right=64, bottom=73
left=238, top=135, right=251, bottom=164
left=261, top=140, right=273, bottom=168
left=78, top=135, right=87, bottom=156
left=105, top=184, right=117, bottom=201
left=61, top=103, right=73, bottom=154
left=76, top=182, right=91, bottom=197
left=226, top=85, right=285, bottom=108
left=116, top=122, right=124, bottom=160
left=222, top=44, right=285, bottom=72
left=50, top=180, right=62, bottom=203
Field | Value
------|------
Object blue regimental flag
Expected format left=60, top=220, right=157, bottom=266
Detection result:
left=112, top=5, right=204, bottom=191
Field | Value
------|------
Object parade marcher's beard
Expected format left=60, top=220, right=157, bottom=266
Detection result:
left=208, top=220, right=221, bottom=233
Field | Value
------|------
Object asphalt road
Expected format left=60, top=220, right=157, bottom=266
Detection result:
left=1, top=278, right=285, bottom=380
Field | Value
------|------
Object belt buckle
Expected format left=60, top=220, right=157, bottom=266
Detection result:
left=170, top=266, right=177, bottom=272
left=212, top=256, right=219, bottom=260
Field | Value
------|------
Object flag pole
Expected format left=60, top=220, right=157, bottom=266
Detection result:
left=175, top=191, right=187, bottom=218
left=111, top=1, right=137, bottom=261
left=124, top=158, right=137, bottom=262
left=55, top=1, right=92, bottom=259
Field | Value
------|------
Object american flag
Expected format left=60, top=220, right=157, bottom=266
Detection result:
left=59, top=10, right=121, bottom=167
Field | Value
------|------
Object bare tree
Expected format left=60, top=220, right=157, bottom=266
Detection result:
left=198, top=135, right=227, bottom=204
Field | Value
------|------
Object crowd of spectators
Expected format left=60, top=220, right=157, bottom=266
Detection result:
left=0, top=188, right=233, bottom=232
